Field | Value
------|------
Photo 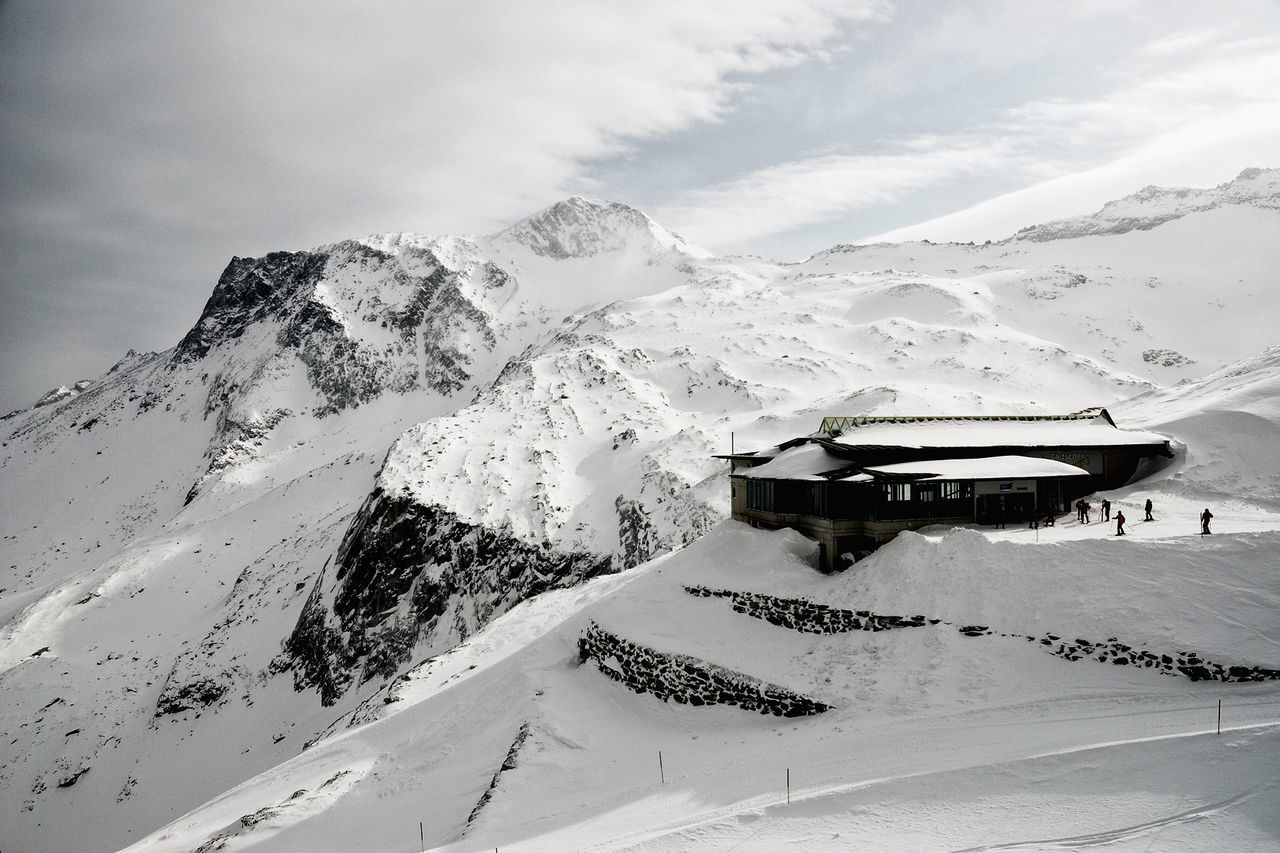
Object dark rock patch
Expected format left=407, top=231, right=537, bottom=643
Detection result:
left=154, top=675, right=229, bottom=716
left=56, top=767, right=89, bottom=788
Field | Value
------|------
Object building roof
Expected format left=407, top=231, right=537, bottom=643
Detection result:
left=821, top=413, right=1169, bottom=452
left=862, top=455, right=1091, bottom=482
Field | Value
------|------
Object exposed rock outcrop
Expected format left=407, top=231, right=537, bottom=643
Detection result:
left=280, top=489, right=615, bottom=705
left=175, top=251, right=330, bottom=363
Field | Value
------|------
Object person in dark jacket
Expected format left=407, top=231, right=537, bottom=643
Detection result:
left=1201, top=507, right=1213, bottom=534
left=1101, top=498, right=1111, bottom=521
left=1144, top=498, right=1154, bottom=521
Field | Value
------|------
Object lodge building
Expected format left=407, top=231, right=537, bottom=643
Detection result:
left=720, top=410, right=1174, bottom=571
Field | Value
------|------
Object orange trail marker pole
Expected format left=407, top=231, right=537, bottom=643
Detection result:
left=659, top=750, right=665, bottom=784
left=1218, top=699, right=1222, bottom=735
left=787, top=768, right=790, bottom=805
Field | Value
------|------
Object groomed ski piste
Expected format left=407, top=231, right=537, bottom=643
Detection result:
left=120, top=373, right=1280, bottom=851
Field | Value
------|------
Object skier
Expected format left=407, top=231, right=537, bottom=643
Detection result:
left=1115, top=510, right=1126, bottom=536
left=1083, top=501, right=1091, bottom=524
left=1076, top=499, right=1085, bottom=523
left=1144, top=498, right=1154, bottom=521
left=1101, top=498, right=1111, bottom=521
left=1201, top=507, right=1213, bottom=535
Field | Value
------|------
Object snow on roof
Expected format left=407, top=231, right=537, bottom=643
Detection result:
left=863, top=455, right=1090, bottom=481
left=736, top=442, right=856, bottom=481
left=824, top=416, right=1169, bottom=450
left=739, top=445, right=1089, bottom=483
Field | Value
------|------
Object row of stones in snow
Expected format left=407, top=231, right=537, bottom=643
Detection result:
left=685, top=586, right=1280, bottom=685
left=578, top=621, right=830, bottom=718
left=467, top=722, right=531, bottom=828
left=684, top=585, right=935, bottom=633
left=1025, top=635, right=1280, bottom=683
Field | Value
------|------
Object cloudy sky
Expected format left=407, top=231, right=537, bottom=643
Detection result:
left=2, top=0, right=1278, bottom=413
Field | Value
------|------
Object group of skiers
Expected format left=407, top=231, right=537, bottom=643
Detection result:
left=1064, top=496, right=1212, bottom=536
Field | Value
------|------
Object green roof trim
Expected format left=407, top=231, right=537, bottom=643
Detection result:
left=817, top=409, right=1114, bottom=437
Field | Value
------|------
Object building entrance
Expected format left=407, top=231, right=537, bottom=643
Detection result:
left=976, top=492, right=1035, bottom=525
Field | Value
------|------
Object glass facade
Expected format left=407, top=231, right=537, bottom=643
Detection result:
left=744, top=478, right=974, bottom=521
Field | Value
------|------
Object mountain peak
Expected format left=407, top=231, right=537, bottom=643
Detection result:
left=493, top=196, right=705, bottom=259
left=31, top=379, right=94, bottom=409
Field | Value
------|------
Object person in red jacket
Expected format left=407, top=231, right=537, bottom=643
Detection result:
left=1115, top=510, right=1126, bottom=536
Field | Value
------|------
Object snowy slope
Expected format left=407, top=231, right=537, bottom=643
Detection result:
left=1114, top=346, right=1280, bottom=518
left=1, top=174, right=1279, bottom=852
left=119, top=360, right=1280, bottom=850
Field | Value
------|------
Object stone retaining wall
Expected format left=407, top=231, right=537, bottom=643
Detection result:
left=685, top=585, right=933, bottom=633
left=685, top=586, right=1280, bottom=685
left=577, top=622, right=830, bottom=717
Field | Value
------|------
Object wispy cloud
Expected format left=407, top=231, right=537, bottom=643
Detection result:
left=657, top=28, right=1280, bottom=250
left=657, top=140, right=1020, bottom=247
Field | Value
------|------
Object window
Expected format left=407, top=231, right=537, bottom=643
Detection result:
left=827, top=482, right=874, bottom=519
left=883, top=483, right=911, bottom=502
left=746, top=479, right=775, bottom=512
left=806, top=483, right=827, bottom=517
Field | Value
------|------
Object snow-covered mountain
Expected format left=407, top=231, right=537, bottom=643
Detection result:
left=1014, top=166, right=1280, bottom=241
left=2, top=173, right=1279, bottom=852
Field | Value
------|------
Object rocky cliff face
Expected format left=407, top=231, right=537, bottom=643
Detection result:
left=175, top=251, right=331, bottom=363
left=175, top=239, right=506, bottom=418
left=168, top=235, right=526, bottom=505
left=281, top=488, right=615, bottom=705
